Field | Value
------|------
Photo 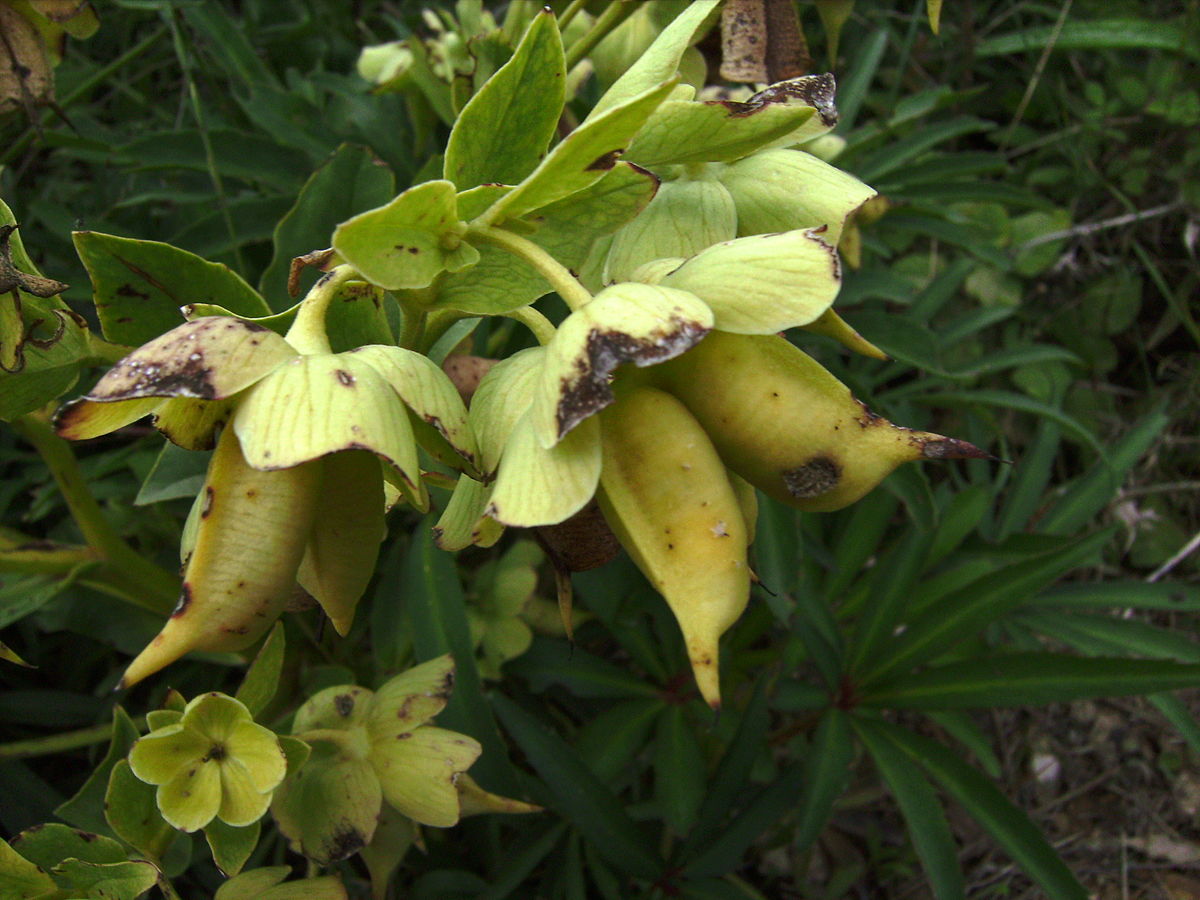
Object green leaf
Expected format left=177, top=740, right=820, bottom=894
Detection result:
left=214, top=866, right=349, bottom=900
left=872, top=720, right=1087, bottom=899
left=975, top=18, right=1200, bottom=59
left=573, top=698, right=663, bottom=783
left=0, top=838, right=56, bottom=899
left=53, top=857, right=160, bottom=900
left=0, top=566, right=95, bottom=629
left=685, top=679, right=769, bottom=854
left=845, top=528, right=933, bottom=676
left=1036, top=581, right=1200, bottom=612
left=855, top=117, right=996, bottom=182
left=1037, top=402, right=1170, bottom=535
left=862, top=529, right=1114, bottom=684
left=1015, top=610, right=1200, bottom=663
left=683, top=762, right=805, bottom=877
left=627, top=100, right=815, bottom=168
left=506, top=635, right=660, bottom=699
left=914, top=389, right=1106, bottom=459
left=444, top=9, right=565, bottom=191
left=528, top=161, right=659, bottom=270
left=134, top=443, right=210, bottom=506
left=478, top=821, right=567, bottom=900
left=654, top=705, right=705, bottom=834
left=0, top=305, right=89, bottom=421
left=10, top=823, right=126, bottom=869
left=791, top=707, right=854, bottom=852
left=862, top=653, right=1200, bottom=709
left=853, top=718, right=965, bottom=900
left=204, top=818, right=259, bottom=878
left=72, top=232, right=271, bottom=346
left=56, top=706, right=142, bottom=836
left=259, top=144, right=396, bottom=310
left=403, top=523, right=520, bottom=795
left=332, top=181, right=479, bottom=291
left=588, top=0, right=718, bottom=119
left=236, top=622, right=286, bottom=719
left=492, top=694, right=664, bottom=880
left=105, top=759, right=177, bottom=862
left=426, top=241, right=550, bottom=316
left=482, top=79, right=678, bottom=223
left=925, top=710, right=1003, bottom=778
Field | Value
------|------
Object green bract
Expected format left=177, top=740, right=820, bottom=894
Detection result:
left=56, top=282, right=476, bottom=643
left=271, top=655, right=482, bottom=864
left=129, top=692, right=286, bottom=833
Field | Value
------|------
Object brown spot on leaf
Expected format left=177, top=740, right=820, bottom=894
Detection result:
left=586, top=150, right=622, bottom=171
left=918, top=436, right=992, bottom=460
left=115, top=284, right=149, bottom=300
left=334, top=693, right=355, bottom=717
left=200, top=486, right=215, bottom=518
left=556, top=319, right=710, bottom=439
left=335, top=369, right=356, bottom=387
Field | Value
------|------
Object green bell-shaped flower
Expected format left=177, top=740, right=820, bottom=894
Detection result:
left=56, top=268, right=478, bottom=687
left=272, top=656, right=495, bottom=864
left=128, top=692, right=286, bottom=833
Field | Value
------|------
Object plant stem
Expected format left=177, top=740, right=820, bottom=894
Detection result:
left=564, top=1, right=639, bottom=70
left=10, top=414, right=178, bottom=614
left=0, top=718, right=146, bottom=761
left=163, top=9, right=245, bottom=274
left=557, top=0, right=589, bottom=31
left=503, top=305, right=557, bottom=345
left=284, top=266, right=357, bottom=354
left=466, top=224, right=593, bottom=312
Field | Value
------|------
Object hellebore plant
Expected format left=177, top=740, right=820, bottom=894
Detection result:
left=128, top=692, right=286, bottom=833
left=55, top=268, right=477, bottom=687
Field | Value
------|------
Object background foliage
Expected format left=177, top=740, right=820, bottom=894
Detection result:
left=1, top=0, right=1198, bottom=897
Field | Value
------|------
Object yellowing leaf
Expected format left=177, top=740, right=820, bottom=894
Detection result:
left=370, top=726, right=481, bottom=828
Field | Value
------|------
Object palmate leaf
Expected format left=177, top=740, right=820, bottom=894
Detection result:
left=853, top=717, right=965, bottom=900
left=444, top=9, right=565, bottom=192
left=868, top=720, right=1087, bottom=899
left=492, top=694, right=664, bottom=881
left=683, top=679, right=769, bottom=855
left=861, top=528, right=1114, bottom=685
left=860, top=653, right=1200, bottom=709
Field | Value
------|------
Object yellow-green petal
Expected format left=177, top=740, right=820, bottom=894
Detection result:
left=182, top=693, right=253, bottom=743
left=157, top=759, right=222, bottom=832
left=225, top=720, right=287, bottom=794
left=347, top=345, right=479, bottom=467
left=370, top=726, right=481, bottom=828
left=232, top=354, right=421, bottom=493
left=293, top=685, right=375, bottom=734
left=296, top=450, right=387, bottom=636
left=128, top=724, right=207, bottom=786
left=468, top=347, right=545, bottom=476
left=53, top=396, right=164, bottom=441
left=367, top=655, right=456, bottom=738
left=487, top=412, right=601, bottom=528
left=216, top=759, right=274, bottom=827
left=531, top=283, right=712, bottom=447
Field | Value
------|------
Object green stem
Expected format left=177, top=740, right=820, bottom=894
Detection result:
left=0, top=718, right=146, bottom=761
left=284, top=265, right=357, bottom=354
left=10, top=415, right=178, bottom=614
left=564, top=1, right=640, bottom=70
left=557, top=0, right=589, bottom=31
left=502, top=305, right=557, bottom=345
left=397, top=304, right=428, bottom=351
left=163, top=10, right=244, bottom=274
left=466, top=225, right=593, bottom=311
